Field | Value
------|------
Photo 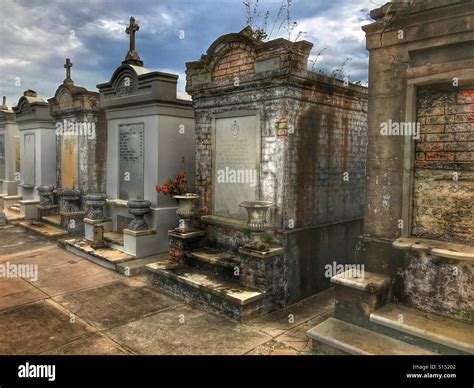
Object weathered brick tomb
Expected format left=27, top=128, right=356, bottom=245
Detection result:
left=147, top=27, right=368, bottom=320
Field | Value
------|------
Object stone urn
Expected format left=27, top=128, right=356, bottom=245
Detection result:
left=36, top=185, right=55, bottom=206
left=127, top=199, right=151, bottom=231
left=173, top=193, right=199, bottom=232
left=239, top=200, right=273, bottom=250
left=85, top=193, right=107, bottom=220
left=60, top=189, right=82, bottom=213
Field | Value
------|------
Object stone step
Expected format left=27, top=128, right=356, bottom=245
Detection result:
left=117, top=253, right=169, bottom=276
left=104, top=232, right=124, bottom=247
left=307, top=317, right=436, bottom=355
left=9, top=205, right=20, bottom=213
left=331, top=269, right=391, bottom=292
left=19, top=221, right=69, bottom=238
left=63, top=237, right=134, bottom=271
left=331, top=269, right=391, bottom=327
left=3, top=195, right=22, bottom=201
left=186, top=248, right=241, bottom=281
left=4, top=208, right=25, bottom=222
left=370, top=303, right=474, bottom=355
left=42, top=214, right=61, bottom=226
left=146, top=260, right=264, bottom=322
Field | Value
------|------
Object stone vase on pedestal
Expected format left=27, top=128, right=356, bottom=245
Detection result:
left=239, top=200, right=273, bottom=250
left=35, top=184, right=57, bottom=221
left=127, top=199, right=151, bottom=231
left=37, top=185, right=55, bottom=207
left=85, top=193, right=107, bottom=220
left=83, top=193, right=110, bottom=242
left=59, top=188, right=85, bottom=235
left=60, top=189, right=81, bottom=213
left=173, top=193, right=199, bottom=232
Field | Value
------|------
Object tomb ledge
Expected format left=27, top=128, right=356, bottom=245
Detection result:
left=393, top=237, right=474, bottom=261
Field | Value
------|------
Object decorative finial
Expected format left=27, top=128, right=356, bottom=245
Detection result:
left=64, top=58, right=73, bottom=82
left=122, top=16, right=143, bottom=66
left=24, top=90, right=37, bottom=97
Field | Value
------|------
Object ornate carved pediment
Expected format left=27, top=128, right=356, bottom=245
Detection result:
left=115, top=74, right=138, bottom=97
left=58, top=89, right=73, bottom=110
left=18, top=99, right=31, bottom=114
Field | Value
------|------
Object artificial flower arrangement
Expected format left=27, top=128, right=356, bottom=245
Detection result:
left=155, top=157, right=188, bottom=198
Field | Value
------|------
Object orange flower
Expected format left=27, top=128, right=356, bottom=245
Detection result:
left=162, top=184, right=169, bottom=194
left=155, top=184, right=161, bottom=193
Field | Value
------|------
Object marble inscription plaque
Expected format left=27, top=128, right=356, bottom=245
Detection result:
left=214, top=115, right=259, bottom=219
left=119, top=123, right=144, bottom=200
left=23, top=133, right=35, bottom=186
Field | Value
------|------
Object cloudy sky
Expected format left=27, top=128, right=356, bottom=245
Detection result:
left=0, top=0, right=377, bottom=106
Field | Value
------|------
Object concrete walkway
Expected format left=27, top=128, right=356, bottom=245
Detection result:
left=0, top=225, right=334, bottom=355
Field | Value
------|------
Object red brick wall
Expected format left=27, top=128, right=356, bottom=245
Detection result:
left=412, top=85, right=474, bottom=244
left=212, top=48, right=255, bottom=81
left=416, top=86, right=474, bottom=169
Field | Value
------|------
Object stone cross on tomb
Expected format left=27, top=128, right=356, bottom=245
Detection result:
left=64, top=58, right=73, bottom=82
left=123, top=16, right=143, bottom=66
left=126, top=17, right=139, bottom=52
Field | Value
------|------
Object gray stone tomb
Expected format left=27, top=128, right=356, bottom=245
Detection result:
left=13, top=90, right=56, bottom=219
left=91, top=16, right=196, bottom=258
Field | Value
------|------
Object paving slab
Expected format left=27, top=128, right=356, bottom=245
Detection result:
left=249, top=287, right=335, bottom=337
left=106, top=304, right=272, bottom=355
left=0, top=245, right=83, bottom=269
left=0, top=226, right=50, bottom=255
left=0, top=277, right=48, bottom=311
left=275, top=311, right=333, bottom=354
left=19, top=221, right=68, bottom=238
left=31, top=259, right=123, bottom=297
left=0, top=300, right=96, bottom=354
left=41, top=333, right=131, bottom=355
left=54, top=278, right=183, bottom=330
left=245, top=340, right=300, bottom=355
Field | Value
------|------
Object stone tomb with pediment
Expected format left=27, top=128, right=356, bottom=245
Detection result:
left=64, top=18, right=197, bottom=262
left=41, top=59, right=107, bottom=236
left=93, top=64, right=196, bottom=258
left=146, top=28, right=369, bottom=321
left=11, top=90, right=56, bottom=220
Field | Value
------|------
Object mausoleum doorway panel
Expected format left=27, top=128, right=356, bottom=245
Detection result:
left=118, top=123, right=145, bottom=201
left=23, top=133, right=35, bottom=186
left=212, top=113, right=260, bottom=219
